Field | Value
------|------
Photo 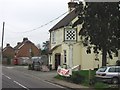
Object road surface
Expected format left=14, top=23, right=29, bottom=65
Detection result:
left=2, top=66, right=67, bottom=90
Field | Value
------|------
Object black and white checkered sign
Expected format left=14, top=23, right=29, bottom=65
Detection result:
left=65, top=29, right=76, bottom=41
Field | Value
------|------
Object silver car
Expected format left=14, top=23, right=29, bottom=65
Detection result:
left=96, top=66, right=120, bottom=84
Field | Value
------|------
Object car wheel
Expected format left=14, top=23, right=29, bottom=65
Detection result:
left=112, top=77, right=119, bottom=84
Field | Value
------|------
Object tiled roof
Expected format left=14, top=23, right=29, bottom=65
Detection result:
left=3, top=46, right=14, bottom=52
left=49, top=9, right=78, bottom=32
left=14, top=43, right=22, bottom=50
left=14, top=40, right=33, bottom=50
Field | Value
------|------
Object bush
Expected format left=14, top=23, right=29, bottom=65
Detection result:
left=70, top=71, right=85, bottom=84
left=55, top=70, right=97, bottom=85
left=55, top=71, right=85, bottom=84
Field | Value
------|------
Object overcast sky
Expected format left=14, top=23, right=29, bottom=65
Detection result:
left=0, top=0, right=69, bottom=48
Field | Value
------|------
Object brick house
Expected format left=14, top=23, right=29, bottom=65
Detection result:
left=14, top=38, right=41, bottom=64
left=14, top=38, right=40, bottom=57
left=3, top=38, right=41, bottom=65
left=2, top=44, right=15, bottom=64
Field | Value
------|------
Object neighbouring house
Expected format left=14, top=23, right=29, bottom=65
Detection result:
left=14, top=38, right=41, bottom=65
left=49, top=1, right=119, bottom=70
left=2, top=44, right=15, bottom=64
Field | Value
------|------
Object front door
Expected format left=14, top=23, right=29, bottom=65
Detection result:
left=55, top=54, right=61, bottom=70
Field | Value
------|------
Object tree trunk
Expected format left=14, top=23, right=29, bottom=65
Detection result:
left=102, top=47, right=107, bottom=66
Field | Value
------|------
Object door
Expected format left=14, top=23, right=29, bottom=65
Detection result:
left=55, top=54, right=61, bottom=70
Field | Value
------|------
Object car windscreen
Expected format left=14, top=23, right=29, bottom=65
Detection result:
left=97, top=67, right=107, bottom=72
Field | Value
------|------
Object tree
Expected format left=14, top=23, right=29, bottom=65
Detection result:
left=74, top=2, right=120, bottom=66
left=41, top=41, right=50, bottom=55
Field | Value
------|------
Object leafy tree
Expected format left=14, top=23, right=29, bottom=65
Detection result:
left=41, top=41, right=49, bottom=55
left=74, top=2, right=120, bottom=66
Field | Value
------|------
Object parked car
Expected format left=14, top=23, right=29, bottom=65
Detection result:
left=95, top=66, right=120, bottom=84
left=28, top=57, right=43, bottom=70
left=33, top=59, right=42, bottom=71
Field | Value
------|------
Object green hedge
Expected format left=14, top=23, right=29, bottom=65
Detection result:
left=55, top=70, right=96, bottom=84
left=55, top=70, right=113, bottom=89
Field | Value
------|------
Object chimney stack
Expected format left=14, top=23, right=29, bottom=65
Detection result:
left=17, top=42, right=21, bottom=45
left=68, top=1, right=78, bottom=12
left=6, top=43, right=10, bottom=47
left=23, top=38, right=28, bottom=42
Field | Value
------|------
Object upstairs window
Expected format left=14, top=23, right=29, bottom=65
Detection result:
left=51, top=31, right=56, bottom=44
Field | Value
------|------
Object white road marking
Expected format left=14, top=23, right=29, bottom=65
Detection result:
left=5, top=75, right=11, bottom=79
left=23, top=66, right=28, bottom=68
left=22, top=73, right=65, bottom=88
left=2, top=74, right=11, bottom=79
left=3, top=73, right=29, bottom=90
left=13, top=80, right=29, bottom=90
left=3, top=66, right=65, bottom=89
left=6, top=67, right=14, bottom=69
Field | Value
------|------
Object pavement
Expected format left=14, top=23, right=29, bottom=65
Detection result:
left=4, top=65, right=91, bottom=89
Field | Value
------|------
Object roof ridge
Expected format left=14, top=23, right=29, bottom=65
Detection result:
left=49, top=9, right=78, bottom=32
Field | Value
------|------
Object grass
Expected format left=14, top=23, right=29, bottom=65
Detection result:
left=55, top=70, right=96, bottom=85
left=94, top=82, right=109, bottom=90
left=55, top=70, right=111, bottom=89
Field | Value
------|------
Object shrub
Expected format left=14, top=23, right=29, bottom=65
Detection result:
left=70, top=71, right=85, bottom=84
left=55, top=70, right=96, bottom=85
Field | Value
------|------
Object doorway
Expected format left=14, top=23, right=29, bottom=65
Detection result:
left=55, top=53, right=61, bottom=70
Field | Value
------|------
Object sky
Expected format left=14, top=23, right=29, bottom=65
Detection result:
left=0, top=0, right=69, bottom=48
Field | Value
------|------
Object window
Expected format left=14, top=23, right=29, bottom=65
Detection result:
left=51, top=31, right=56, bottom=44
left=108, top=68, right=120, bottom=72
left=98, top=67, right=107, bottom=72
left=115, top=68, right=120, bottom=72
left=64, top=50, right=67, bottom=63
left=108, top=68, right=116, bottom=72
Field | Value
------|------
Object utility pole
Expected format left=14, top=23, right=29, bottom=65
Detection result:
left=1, top=22, right=5, bottom=64
left=0, top=22, right=5, bottom=90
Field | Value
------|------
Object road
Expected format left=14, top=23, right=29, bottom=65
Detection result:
left=2, top=66, right=67, bottom=90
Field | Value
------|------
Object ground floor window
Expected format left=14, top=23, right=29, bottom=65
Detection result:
left=64, top=50, right=67, bottom=63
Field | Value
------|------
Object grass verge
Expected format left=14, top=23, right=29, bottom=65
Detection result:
left=55, top=70, right=111, bottom=89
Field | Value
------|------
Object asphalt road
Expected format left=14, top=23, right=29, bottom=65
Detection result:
left=2, top=66, right=66, bottom=90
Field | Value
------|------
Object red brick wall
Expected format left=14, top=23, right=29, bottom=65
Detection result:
left=3, top=47, right=15, bottom=58
left=16, top=43, right=40, bottom=57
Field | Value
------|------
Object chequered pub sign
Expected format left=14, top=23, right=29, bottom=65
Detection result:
left=64, top=28, right=77, bottom=42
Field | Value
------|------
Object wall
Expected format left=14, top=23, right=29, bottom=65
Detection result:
left=3, top=48, right=15, bottom=58
left=50, top=28, right=64, bottom=49
left=50, top=45, right=62, bottom=69
left=17, top=43, right=40, bottom=57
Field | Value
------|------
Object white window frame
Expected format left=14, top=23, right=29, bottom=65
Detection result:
left=64, top=50, right=67, bottom=63
left=51, top=31, right=56, bottom=44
